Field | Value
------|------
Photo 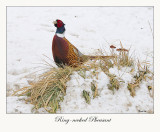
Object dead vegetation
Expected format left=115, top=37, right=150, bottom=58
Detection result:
left=13, top=67, right=73, bottom=113
left=127, top=64, right=153, bottom=97
left=13, top=41, right=153, bottom=113
left=107, top=74, right=120, bottom=93
left=82, top=90, right=91, bottom=104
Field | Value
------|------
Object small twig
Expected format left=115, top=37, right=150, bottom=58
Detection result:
left=148, top=20, right=154, bottom=39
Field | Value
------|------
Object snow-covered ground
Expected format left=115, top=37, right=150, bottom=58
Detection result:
left=7, top=7, right=153, bottom=113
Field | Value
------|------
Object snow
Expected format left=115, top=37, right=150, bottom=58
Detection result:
left=7, top=7, right=153, bottom=113
left=7, top=96, right=34, bottom=113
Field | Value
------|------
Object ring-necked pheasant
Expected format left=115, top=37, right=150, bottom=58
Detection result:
left=52, top=19, right=113, bottom=67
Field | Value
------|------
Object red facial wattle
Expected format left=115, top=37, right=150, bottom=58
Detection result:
left=56, top=20, right=64, bottom=28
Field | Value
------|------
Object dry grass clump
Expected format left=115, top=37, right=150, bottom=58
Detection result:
left=99, top=59, right=114, bottom=72
left=116, top=49, right=134, bottom=67
left=127, top=65, right=151, bottom=97
left=82, top=90, right=91, bottom=104
left=14, top=66, right=73, bottom=113
left=107, top=74, right=120, bottom=94
left=91, top=80, right=98, bottom=98
left=99, top=41, right=134, bottom=70
left=113, top=47, right=134, bottom=68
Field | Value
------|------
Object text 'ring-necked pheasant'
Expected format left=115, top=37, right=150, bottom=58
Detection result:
left=52, top=19, right=114, bottom=67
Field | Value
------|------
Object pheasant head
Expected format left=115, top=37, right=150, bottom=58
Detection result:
left=53, top=19, right=66, bottom=34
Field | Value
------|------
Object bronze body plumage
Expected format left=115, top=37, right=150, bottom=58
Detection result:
left=52, top=34, right=83, bottom=67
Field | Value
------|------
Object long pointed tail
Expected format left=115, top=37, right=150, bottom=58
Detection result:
left=80, top=55, right=114, bottom=62
left=86, top=55, right=114, bottom=60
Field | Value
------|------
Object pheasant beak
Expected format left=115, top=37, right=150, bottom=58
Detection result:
left=53, top=20, right=57, bottom=25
